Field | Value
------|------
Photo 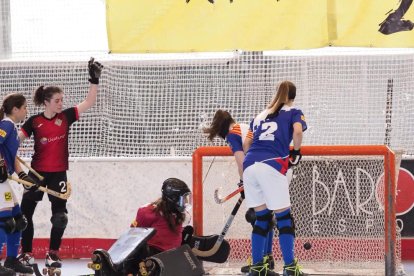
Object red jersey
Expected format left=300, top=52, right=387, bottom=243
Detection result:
left=133, top=204, right=182, bottom=252
left=21, top=107, right=79, bottom=172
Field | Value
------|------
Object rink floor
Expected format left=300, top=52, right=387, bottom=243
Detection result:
left=56, top=259, right=414, bottom=276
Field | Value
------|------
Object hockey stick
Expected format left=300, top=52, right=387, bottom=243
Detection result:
left=214, top=185, right=244, bottom=204
left=16, top=156, right=44, bottom=181
left=9, top=175, right=71, bottom=200
left=192, top=196, right=243, bottom=257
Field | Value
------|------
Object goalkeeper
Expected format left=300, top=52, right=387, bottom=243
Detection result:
left=243, top=80, right=307, bottom=276
left=127, top=178, right=191, bottom=275
left=17, top=58, right=103, bottom=270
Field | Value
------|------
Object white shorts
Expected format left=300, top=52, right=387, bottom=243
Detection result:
left=0, top=180, right=19, bottom=211
left=243, top=162, right=291, bottom=210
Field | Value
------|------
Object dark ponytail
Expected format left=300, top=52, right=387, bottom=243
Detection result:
left=203, top=110, right=235, bottom=140
left=34, top=85, right=62, bottom=106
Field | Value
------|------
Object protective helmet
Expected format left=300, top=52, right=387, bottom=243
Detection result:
left=162, top=178, right=191, bottom=212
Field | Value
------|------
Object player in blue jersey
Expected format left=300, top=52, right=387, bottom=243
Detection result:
left=0, top=93, right=35, bottom=275
left=203, top=110, right=249, bottom=183
left=243, top=81, right=307, bottom=276
left=204, top=110, right=260, bottom=272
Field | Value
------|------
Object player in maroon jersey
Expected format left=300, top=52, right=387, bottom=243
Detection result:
left=17, top=58, right=103, bottom=269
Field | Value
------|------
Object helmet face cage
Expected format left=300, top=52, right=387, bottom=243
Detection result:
left=162, top=178, right=191, bottom=212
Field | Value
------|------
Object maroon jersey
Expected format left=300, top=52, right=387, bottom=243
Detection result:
left=133, top=204, right=183, bottom=252
left=21, top=107, right=79, bottom=172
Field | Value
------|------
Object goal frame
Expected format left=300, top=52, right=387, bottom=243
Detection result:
left=192, top=145, right=397, bottom=275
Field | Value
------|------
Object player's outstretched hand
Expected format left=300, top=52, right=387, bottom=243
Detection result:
left=237, top=180, right=244, bottom=199
left=289, top=149, right=302, bottom=167
left=18, top=171, right=39, bottom=191
left=0, top=159, right=7, bottom=183
left=88, top=57, right=104, bottom=85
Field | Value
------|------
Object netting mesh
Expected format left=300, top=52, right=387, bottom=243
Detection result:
left=199, top=153, right=402, bottom=275
left=0, top=52, right=413, bottom=158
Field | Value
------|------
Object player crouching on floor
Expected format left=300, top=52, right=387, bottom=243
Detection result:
left=127, top=178, right=192, bottom=275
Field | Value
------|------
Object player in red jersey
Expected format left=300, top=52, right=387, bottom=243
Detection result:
left=17, top=58, right=103, bottom=270
left=127, top=178, right=191, bottom=275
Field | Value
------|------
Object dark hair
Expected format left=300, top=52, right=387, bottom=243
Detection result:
left=267, top=81, right=296, bottom=117
left=203, top=109, right=235, bottom=140
left=0, top=93, right=27, bottom=120
left=33, top=85, right=63, bottom=106
left=152, top=178, right=190, bottom=233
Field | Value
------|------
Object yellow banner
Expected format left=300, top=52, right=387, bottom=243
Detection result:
left=106, top=0, right=414, bottom=53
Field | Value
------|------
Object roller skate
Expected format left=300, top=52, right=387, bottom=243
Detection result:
left=241, top=254, right=275, bottom=273
left=0, top=263, right=15, bottom=276
left=283, top=259, right=305, bottom=276
left=247, top=259, right=279, bottom=276
left=4, top=256, right=33, bottom=275
left=43, top=251, right=61, bottom=276
left=379, top=12, right=414, bottom=34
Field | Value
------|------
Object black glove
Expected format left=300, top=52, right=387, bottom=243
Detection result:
left=88, top=57, right=104, bottom=85
left=18, top=171, right=39, bottom=191
left=0, top=159, right=8, bottom=183
left=238, top=180, right=244, bottom=199
left=289, top=148, right=302, bottom=167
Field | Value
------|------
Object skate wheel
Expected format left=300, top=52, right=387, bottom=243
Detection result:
left=88, top=262, right=101, bottom=270
left=42, top=268, right=48, bottom=275
left=54, top=268, right=61, bottom=276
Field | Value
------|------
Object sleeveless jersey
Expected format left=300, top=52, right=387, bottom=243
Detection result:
left=226, top=123, right=249, bottom=153
left=20, top=107, right=78, bottom=172
left=0, top=117, right=20, bottom=175
left=243, top=105, right=307, bottom=174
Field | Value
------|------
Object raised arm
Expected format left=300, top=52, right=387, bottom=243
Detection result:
left=77, top=58, right=103, bottom=115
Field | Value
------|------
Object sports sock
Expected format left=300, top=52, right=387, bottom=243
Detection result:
left=275, top=209, right=294, bottom=265
left=251, top=209, right=271, bottom=264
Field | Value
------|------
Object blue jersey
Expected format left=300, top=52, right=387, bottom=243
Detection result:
left=226, top=123, right=249, bottom=154
left=0, top=117, right=20, bottom=175
left=243, top=105, right=307, bottom=174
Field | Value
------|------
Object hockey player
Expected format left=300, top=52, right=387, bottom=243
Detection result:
left=127, top=178, right=191, bottom=275
left=203, top=110, right=264, bottom=272
left=17, top=58, right=103, bottom=270
left=0, top=93, right=34, bottom=275
left=243, top=81, right=307, bottom=276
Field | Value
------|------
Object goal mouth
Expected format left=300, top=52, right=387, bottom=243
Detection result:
left=192, top=145, right=401, bottom=275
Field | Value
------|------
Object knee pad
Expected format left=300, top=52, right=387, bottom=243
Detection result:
left=50, top=212, right=68, bottom=229
left=14, top=214, right=28, bottom=232
left=275, top=211, right=295, bottom=237
left=252, top=210, right=273, bottom=237
left=0, top=217, right=16, bottom=233
left=245, top=208, right=256, bottom=225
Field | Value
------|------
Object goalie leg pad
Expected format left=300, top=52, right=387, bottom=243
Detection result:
left=144, top=244, right=204, bottom=276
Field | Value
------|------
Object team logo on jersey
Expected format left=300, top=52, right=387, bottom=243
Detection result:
left=0, top=129, right=6, bottom=138
left=40, top=137, right=48, bottom=145
left=37, top=123, right=43, bottom=128
left=301, top=115, right=306, bottom=121
left=55, top=119, right=62, bottom=126
left=4, top=192, right=12, bottom=202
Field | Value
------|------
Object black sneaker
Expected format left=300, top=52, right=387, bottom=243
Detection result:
left=4, top=257, right=33, bottom=274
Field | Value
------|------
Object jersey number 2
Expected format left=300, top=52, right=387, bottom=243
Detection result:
left=259, top=122, right=277, bottom=141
